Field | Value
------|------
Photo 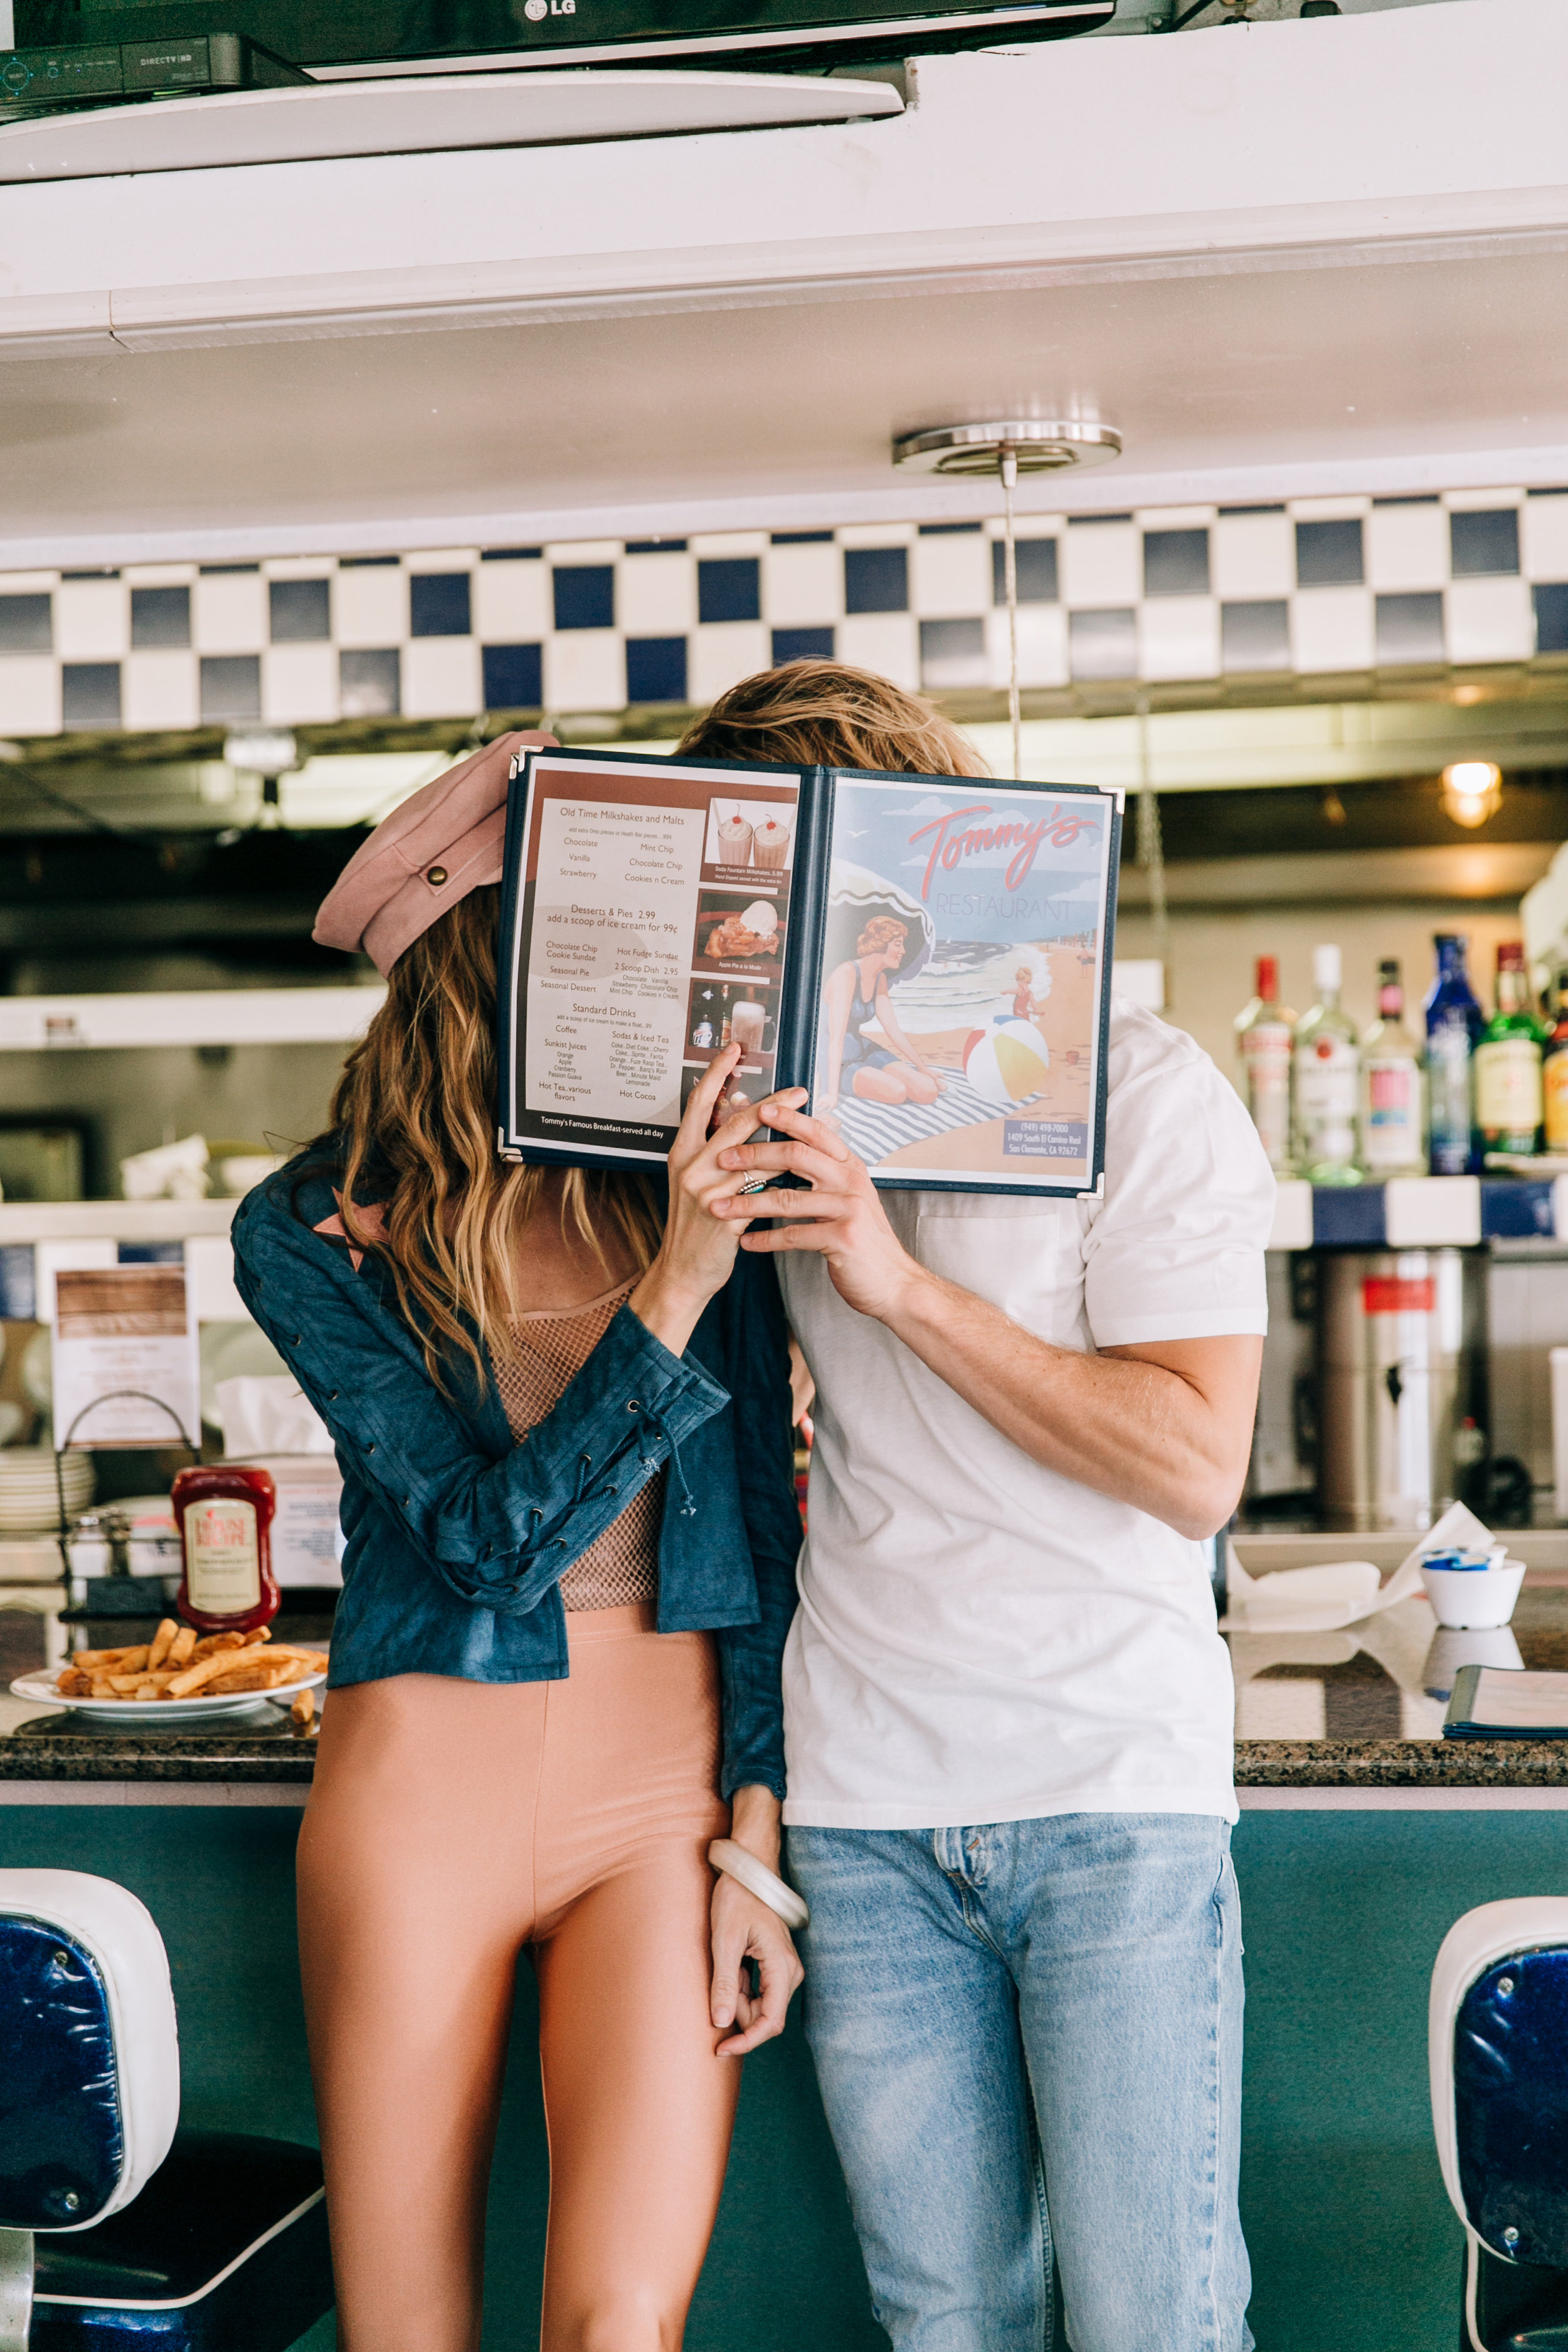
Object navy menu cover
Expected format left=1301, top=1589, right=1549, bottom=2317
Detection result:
left=497, top=743, right=1122, bottom=1199
left=1445, top=1666, right=1568, bottom=1740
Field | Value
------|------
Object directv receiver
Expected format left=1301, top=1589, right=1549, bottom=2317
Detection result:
left=1, top=29, right=307, bottom=110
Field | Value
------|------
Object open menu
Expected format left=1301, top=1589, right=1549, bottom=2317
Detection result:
left=497, top=746, right=1122, bottom=1197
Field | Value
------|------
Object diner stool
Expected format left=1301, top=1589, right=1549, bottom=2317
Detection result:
left=1431, top=1897, right=1568, bottom=2352
left=0, top=1868, right=332, bottom=2351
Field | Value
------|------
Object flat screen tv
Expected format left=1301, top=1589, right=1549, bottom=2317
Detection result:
left=13, top=0, right=1113, bottom=78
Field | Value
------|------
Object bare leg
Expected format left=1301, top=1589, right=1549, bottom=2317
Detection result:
left=297, top=1677, right=544, bottom=2352
left=534, top=1841, right=742, bottom=2352
left=852, top=1067, right=913, bottom=1103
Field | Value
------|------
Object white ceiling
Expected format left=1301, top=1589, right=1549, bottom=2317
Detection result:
left=1, top=0, right=1565, bottom=563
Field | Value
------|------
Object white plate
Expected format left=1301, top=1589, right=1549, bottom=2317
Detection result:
left=9, top=1669, right=326, bottom=1724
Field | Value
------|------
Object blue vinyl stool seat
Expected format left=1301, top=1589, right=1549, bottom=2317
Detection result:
left=1431, top=1899, right=1568, bottom=2352
left=0, top=1870, right=332, bottom=2351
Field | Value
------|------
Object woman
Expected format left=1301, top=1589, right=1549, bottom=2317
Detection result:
left=817, top=914, right=943, bottom=1115
left=231, top=732, right=805, bottom=2352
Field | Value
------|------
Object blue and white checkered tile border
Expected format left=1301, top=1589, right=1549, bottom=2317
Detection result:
left=4, top=490, right=1568, bottom=736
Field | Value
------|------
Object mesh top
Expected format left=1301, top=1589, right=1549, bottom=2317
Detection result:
left=494, top=1278, right=661, bottom=1612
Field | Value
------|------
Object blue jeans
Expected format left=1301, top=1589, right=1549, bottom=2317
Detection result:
left=787, top=1814, right=1251, bottom=2352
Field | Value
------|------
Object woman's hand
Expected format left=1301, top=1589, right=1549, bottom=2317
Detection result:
left=628, top=1052, right=810, bottom=1358
left=715, top=1101, right=930, bottom=1325
left=710, top=1786, right=804, bottom=2057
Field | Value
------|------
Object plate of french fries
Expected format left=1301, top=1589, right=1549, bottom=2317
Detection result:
left=12, top=1619, right=328, bottom=1724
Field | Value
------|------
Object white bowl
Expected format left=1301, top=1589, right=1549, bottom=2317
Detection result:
left=1422, top=1624, right=1525, bottom=1698
left=218, top=1154, right=285, bottom=1198
left=1421, top=1560, right=1527, bottom=1628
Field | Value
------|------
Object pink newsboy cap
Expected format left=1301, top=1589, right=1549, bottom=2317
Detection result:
left=312, top=730, right=557, bottom=977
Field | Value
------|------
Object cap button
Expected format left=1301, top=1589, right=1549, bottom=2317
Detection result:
left=426, top=865, right=448, bottom=887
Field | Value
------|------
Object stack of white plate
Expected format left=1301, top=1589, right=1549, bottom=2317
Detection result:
left=0, top=1447, right=95, bottom=1533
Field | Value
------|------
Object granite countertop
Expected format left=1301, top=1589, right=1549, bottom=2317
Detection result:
left=1229, top=1579, right=1568, bottom=1786
left=7, top=1580, right=1568, bottom=1789
left=0, top=1710, right=319, bottom=1783
left=1, top=1601, right=329, bottom=1783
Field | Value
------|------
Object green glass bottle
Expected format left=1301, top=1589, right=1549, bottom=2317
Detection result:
left=1474, top=940, right=1545, bottom=1159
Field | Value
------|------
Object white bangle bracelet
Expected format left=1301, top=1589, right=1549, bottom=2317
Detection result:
left=707, top=1838, right=810, bottom=1932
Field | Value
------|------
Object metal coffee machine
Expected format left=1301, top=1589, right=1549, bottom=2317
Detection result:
left=1315, top=1248, right=1490, bottom=1532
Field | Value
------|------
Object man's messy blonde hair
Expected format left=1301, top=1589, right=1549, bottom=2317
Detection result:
left=677, top=659, right=990, bottom=780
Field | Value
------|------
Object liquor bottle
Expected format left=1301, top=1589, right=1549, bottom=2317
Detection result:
left=1543, top=967, right=1568, bottom=1154
left=171, top=1464, right=279, bottom=1636
left=1291, top=943, right=1361, bottom=1184
left=719, top=985, right=733, bottom=1048
left=1425, top=933, right=1485, bottom=1176
left=1359, top=959, right=1426, bottom=1177
left=1234, top=956, right=1295, bottom=1172
left=1475, top=940, right=1544, bottom=1158
left=691, top=987, right=716, bottom=1051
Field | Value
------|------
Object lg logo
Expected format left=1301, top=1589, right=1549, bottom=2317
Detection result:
left=524, top=0, right=576, bottom=18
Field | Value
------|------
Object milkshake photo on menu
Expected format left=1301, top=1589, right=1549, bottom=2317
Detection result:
left=705, top=798, right=795, bottom=874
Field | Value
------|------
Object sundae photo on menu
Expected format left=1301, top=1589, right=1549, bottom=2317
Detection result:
left=497, top=745, right=1119, bottom=1196
left=694, top=889, right=786, bottom=973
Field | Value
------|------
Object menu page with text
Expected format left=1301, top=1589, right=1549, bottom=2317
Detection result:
left=499, top=751, right=803, bottom=1163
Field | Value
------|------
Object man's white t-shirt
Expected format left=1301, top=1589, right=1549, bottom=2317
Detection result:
left=776, top=999, right=1275, bottom=1833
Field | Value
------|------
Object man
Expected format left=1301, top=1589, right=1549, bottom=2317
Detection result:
left=686, top=667, right=1271, bottom=2352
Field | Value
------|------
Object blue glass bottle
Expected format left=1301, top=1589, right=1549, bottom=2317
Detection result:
left=1424, top=933, right=1484, bottom=1175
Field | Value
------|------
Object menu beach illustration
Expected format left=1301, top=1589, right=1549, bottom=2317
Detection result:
left=497, top=745, right=1121, bottom=1197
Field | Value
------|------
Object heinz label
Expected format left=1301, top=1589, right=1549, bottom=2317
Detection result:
left=184, top=1497, right=261, bottom=1614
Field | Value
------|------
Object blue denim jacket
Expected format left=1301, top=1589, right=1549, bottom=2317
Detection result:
left=230, top=1154, right=802, bottom=1798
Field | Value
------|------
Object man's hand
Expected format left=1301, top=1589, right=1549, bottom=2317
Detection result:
left=717, top=1100, right=1261, bottom=1542
left=715, top=1100, right=930, bottom=1325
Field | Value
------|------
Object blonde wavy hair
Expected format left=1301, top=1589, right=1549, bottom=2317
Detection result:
left=322, top=664, right=982, bottom=1384
left=856, top=916, right=909, bottom=959
left=677, top=658, right=989, bottom=779
left=324, top=886, right=661, bottom=1387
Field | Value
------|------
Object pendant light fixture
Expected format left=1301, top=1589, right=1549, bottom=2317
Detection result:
left=893, top=420, right=1124, bottom=780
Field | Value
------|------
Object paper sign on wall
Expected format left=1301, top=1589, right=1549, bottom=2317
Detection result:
left=51, top=1265, right=201, bottom=1453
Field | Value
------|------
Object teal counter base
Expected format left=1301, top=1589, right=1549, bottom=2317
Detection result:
left=4, top=1800, right=1564, bottom=2351
left=1229, top=1806, right=1568, bottom=2352
left=0, top=1804, right=883, bottom=2352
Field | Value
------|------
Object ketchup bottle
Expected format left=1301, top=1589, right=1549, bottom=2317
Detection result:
left=171, top=1465, right=280, bottom=1635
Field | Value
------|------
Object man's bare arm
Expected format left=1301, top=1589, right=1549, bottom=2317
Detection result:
left=890, top=1283, right=1260, bottom=1540
left=714, top=1098, right=1261, bottom=1542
